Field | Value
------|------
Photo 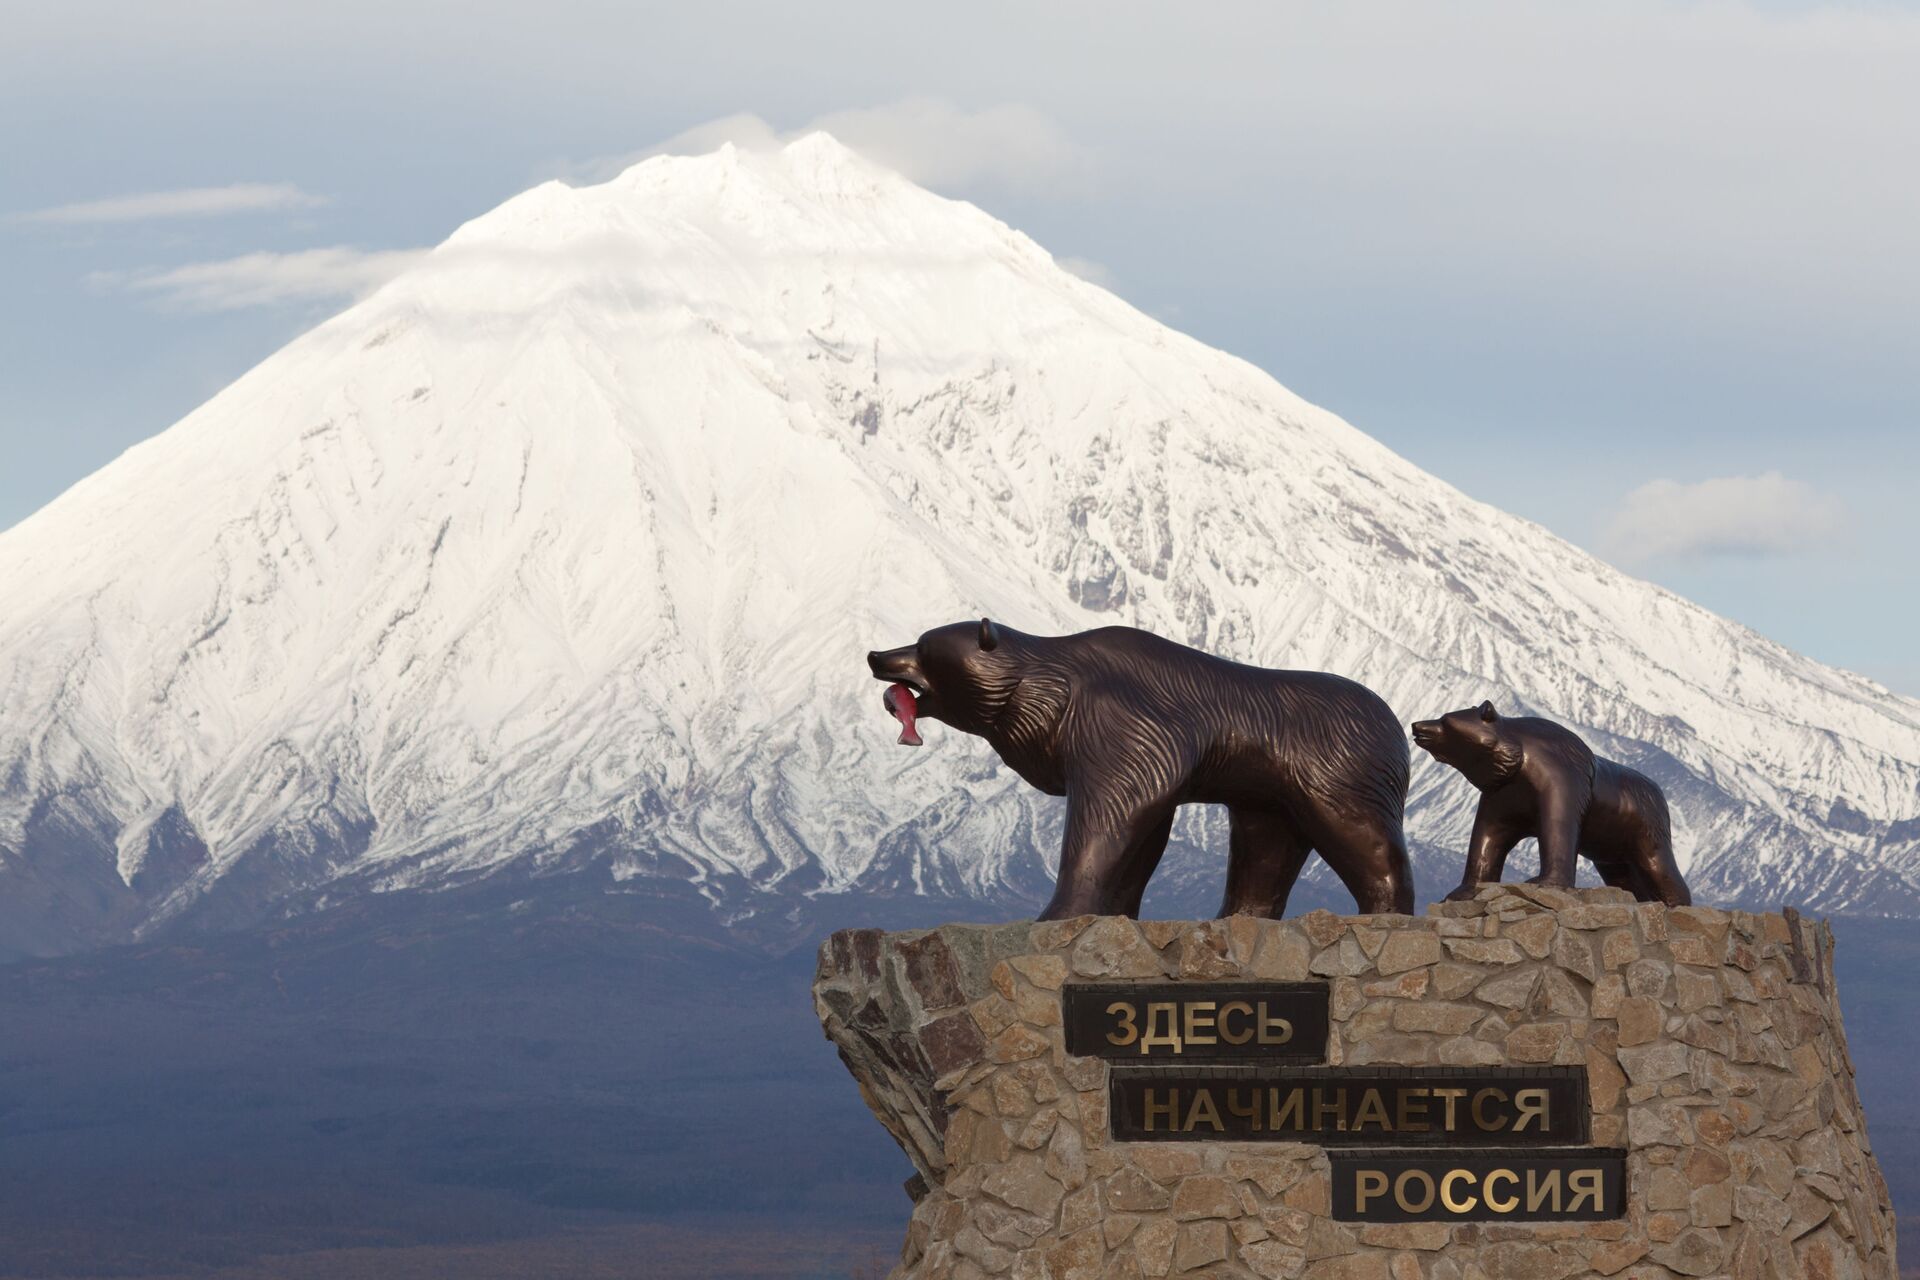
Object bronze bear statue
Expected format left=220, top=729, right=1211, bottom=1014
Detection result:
left=867, top=619, right=1413, bottom=920
left=1412, top=701, right=1690, bottom=906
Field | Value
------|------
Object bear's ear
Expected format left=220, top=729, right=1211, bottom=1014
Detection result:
left=1478, top=700, right=1499, bottom=722
left=978, top=618, right=1000, bottom=651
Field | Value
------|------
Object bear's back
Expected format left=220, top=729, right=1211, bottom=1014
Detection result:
left=1048, top=626, right=1406, bottom=804
left=1059, top=626, right=1383, bottom=705
left=1591, top=756, right=1670, bottom=824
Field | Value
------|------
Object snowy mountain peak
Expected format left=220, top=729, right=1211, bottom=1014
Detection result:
left=2, top=137, right=1917, bottom=958
left=365, top=132, right=1079, bottom=386
left=613, top=131, right=919, bottom=208
left=445, top=132, right=978, bottom=257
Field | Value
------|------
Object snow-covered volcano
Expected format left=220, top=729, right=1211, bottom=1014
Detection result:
left=3, top=134, right=1917, bottom=957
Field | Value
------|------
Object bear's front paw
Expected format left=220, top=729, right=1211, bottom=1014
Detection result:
left=1443, top=883, right=1482, bottom=903
left=1037, top=896, right=1108, bottom=922
left=1522, top=873, right=1575, bottom=889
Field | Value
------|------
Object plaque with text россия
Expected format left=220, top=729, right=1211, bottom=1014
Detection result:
left=1329, top=1147, right=1626, bottom=1223
left=1108, top=1065, right=1589, bottom=1145
left=1061, top=982, right=1328, bottom=1062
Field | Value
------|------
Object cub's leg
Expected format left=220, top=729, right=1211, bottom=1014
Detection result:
left=1591, top=857, right=1651, bottom=899
left=1636, top=838, right=1692, bottom=907
left=1218, top=807, right=1311, bottom=919
left=1526, top=787, right=1589, bottom=889
left=1445, top=802, right=1526, bottom=901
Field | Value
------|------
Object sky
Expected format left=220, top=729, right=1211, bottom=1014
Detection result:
left=2, top=0, right=1916, bottom=695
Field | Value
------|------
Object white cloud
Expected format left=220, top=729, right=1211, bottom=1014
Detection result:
left=1603, top=472, right=1843, bottom=563
left=628, top=112, right=786, bottom=166
left=94, top=246, right=426, bottom=311
left=15, top=183, right=327, bottom=225
left=1056, top=256, right=1116, bottom=289
left=578, top=99, right=1090, bottom=198
left=804, top=99, right=1088, bottom=195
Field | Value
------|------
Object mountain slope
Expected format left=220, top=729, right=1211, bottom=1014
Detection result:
left=3, top=134, right=1917, bottom=956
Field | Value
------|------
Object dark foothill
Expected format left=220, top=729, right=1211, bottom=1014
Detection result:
left=1411, top=700, right=1691, bottom=906
left=866, top=619, right=1414, bottom=920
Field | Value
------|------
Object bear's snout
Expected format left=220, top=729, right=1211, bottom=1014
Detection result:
left=867, top=644, right=928, bottom=691
left=1410, top=720, right=1444, bottom=750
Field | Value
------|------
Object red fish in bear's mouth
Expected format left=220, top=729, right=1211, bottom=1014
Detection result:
left=883, top=682, right=923, bottom=747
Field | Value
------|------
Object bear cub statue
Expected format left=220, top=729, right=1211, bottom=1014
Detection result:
left=868, top=619, right=1413, bottom=921
left=1412, top=701, right=1690, bottom=906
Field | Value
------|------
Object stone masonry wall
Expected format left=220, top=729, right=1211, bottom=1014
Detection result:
left=814, top=886, right=1897, bottom=1280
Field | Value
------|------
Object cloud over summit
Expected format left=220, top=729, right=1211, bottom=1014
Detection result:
left=583, top=99, right=1090, bottom=199
left=94, top=246, right=426, bottom=311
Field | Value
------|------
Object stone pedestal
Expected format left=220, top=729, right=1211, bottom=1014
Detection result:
left=814, top=887, right=1897, bottom=1279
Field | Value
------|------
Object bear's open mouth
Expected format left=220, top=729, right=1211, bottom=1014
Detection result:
left=883, top=682, right=923, bottom=747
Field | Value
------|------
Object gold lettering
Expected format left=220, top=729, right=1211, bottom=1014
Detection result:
left=1354, top=1169, right=1389, bottom=1213
left=1512, top=1088, right=1549, bottom=1133
left=1218, top=1001, right=1254, bottom=1045
left=1566, top=1169, right=1603, bottom=1213
left=1140, top=1003, right=1182, bottom=1054
left=1313, top=1088, right=1347, bottom=1132
left=1471, top=1087, right=1507, bottom=1131
left=1440, top=1168, right=1476, bottom=1213
left=1526, top=1168, right=1562, bottom=1214
left=1226, top=1087, right=1262, bottom=1132
left=1257, top=1002, right=1293, bottom=1044
left=1183, top=1001, right=1218, bottom=1046
left=1484, top=1168, right=1519, bottom=1213
left=1270, top=1087, right=1306, bottom=1131
left=1353, top=1088, right=1390, bottom=1131
left=1185, top=1088, right=1224, bottom=1132
left=1432, top=1087, right=1466, bottom=1131
left=1144, top=1088, right=1178, bottom=1133
left=1105, top=1001, right=1139, bottom=1047
left=1396, top=1089, right=1430, bottom=1132
left=1394, top=1169, right=1436, bottom=1214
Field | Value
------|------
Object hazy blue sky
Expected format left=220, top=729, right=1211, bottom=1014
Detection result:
left=3, top=1, right=1916, bottom=693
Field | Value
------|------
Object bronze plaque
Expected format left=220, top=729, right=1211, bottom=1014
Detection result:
left=1061, top=982, right=1328, bottom=1062
left=1329, top=1147, right=1626, bottom=1222
left=1108, top=1065, right=1588, bottom=1145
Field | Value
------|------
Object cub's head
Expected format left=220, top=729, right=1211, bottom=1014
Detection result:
left=1411, top=700, right=1523, bottom=786
left=866, top=618, right=1026, bottom=740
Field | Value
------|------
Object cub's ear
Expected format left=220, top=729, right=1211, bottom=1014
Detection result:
left=1478, top=700, right=1499, bottom=722
left=978, top=618, right=1000, bottom=651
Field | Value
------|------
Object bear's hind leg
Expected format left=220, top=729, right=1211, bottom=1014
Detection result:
left=1219, top=807, right=1311, bottom=919
left=1638, top=840, right=1691, bottom=908
left=1592, top=858, right=1646, bottom=898
left=1314, top=813, right=1415, bottom=916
